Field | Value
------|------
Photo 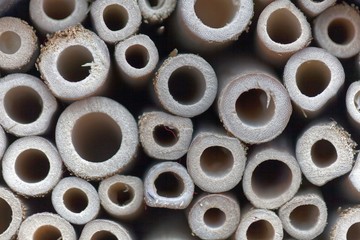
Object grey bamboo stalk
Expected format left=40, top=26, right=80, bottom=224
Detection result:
left=144, top=162, right=194, bottom=209
left=37, top=25, right=110, bottom=101
left=330, top=205, right=360, bottom=239
left=138, top=0, right=177, bottom=24
left=17, top=213, right=76, bottom=240
left=0, top=73, right=57, bottom=136
left=138, top=111, right=193, bottom=160
left=55, top=96, right=138, bottom=180
left=346, top=81, right=360, bottom=129
left=0, top=17, right=38, bottom=73
left=80, top=219, right=132, bottom=240
left=349, top=153, right=360, bottom=193
left=296, top=0, right=336, bottom=18
left=90, top=0, right=141, bottom=44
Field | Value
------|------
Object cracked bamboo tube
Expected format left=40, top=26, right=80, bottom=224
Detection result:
left=330, top=206, right=360, bottom=240
left=138, top=0, right=177, bottom=24
left=346, top=81, right=360, bottom=128
left=80, top=219, right=132, bottom=240
left=297, top=0, right=336, bottom=18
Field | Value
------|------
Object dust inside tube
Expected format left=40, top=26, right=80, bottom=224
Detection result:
left=154, top=172, right=184, bottom=198
left=0, top=198, right=12, bottom=234
left=72, top=112, right=122, bottom=163
left=203, top=208, right=226, bottom=228
left=125, top=44, right=150, bottom=69
left=311, top=139, right=337, bottom=168
left=15, top=149, right=50, bottom=183
left=289, top=205, right=320, bottom=231
left=63, top=188, right=89, bottom=213
left=328, top=18, right=355, bottom=45
left=147, top=0, right=165, bottom=8
left=91, top=230, right=118, bottom=240
left=103, top=4, right=129, bottom=31
left=33, top=225, right=62, bottom=240
left=0, top=31, right=21, bottom=54
left=347, top=222, right=360, bottom=240
left=108, top=183, right=134, bottom=206
left=200, top=146, right=234, bottom=177
left=43, top=0, right=75, bottom=20
left=246, top=220, right=275, bottom=240
left=152, top=125, right=179, bottom=147
left=4, top=86, right=43, bottom=124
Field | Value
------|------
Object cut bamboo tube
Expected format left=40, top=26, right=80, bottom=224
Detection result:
left=256, top=0, right=311, bottom=66
left=144, top=162, right=194, bottom=209
left=114, top=34, right=159, bottom=87
left=55, top=96, right=138, bottom=180
left=98, top=175, right=144, bottom=220
left=0, top=73, right=57, bottom=136
left=330, top=205, right=360, bottom=239
left=349, top=153, right=360, bottom=192
left=283, top=47, right=345, bottom=117
left=297, top=0, right=336, bottom=18
left=138, top=0, right=177, bottom=24
left=346, top=81, right=360, bottom=129
left=296, top=121, right=356, bottom=186
left=2, top=136, right=63, bottom=197
left=90, top=0, right=142, bottom=44
left=154, top=53, right=217, bottom=117
left=29, top=0, right=89, bottom=34
left=80, top=219, right=132, bottom=240
left=51, top=177, right=100, bottom=225
left=0, top=17, right=38, bottom=73
left=187, top=193, right=240, bottom=240
left=139, top=111, right=193, bottom=160
left=313, top=4, right=360, bottom=59
left=37, top=25, right=110, bottom=101
left=187, top=131, right=246, bottom=193
left=17, top=212, right=76, bottom=240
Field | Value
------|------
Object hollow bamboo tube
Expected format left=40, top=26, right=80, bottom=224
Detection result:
left=349, top=153, right=360, bottom=193
left=37, top=25, right=110, bottom=101
left=346, top=81, right=360, bottom=129
left=55, top=96, right=138, bottom=180
left=144, top=162, right=194, bottom=209
left=138, top=0, right=177, bottom=24
left=330, top=205, right=360, bottom=239
left=0, top=17, right=38, bottom=73
left=80, top=219, right=132, bottom=240
left=283, top=47, right=345, bottom=117
left=90, top=0, right=141, bottom=44
left=17, top=212, right=76, bottom=240
left=297, top=0, right=336, bottom=18
left=296, top=121, right=356, bottom=186
left=51, top=177, right=100, bottom=225
left=139, top=111, right=193, bottom=160
left=0, top=73, right=57, bottom=137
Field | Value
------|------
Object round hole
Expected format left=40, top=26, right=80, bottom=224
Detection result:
left=147, top=0, right=165, bottom=8
left=203, top=208, right=226, bottom=228
left=289, top=205, right=320, bottom=231
left=252, top=160, right=293, bottom=198
left=43, top=0, right=75, bottom=20
left=72, top=112, right=122, bottom=163
left=246, top=220, right=275, bottom=240
left=91, top=231, right=118, bottom=240
left=311, top=139, right=337, bottom=168
left=153, top=125, right=179, bottom=147
left=15, top=149, right=50, bottom=183
left=125, top=44, right=150, bottom=69
left=4, top=86, right=43, bottom=124
left=296, top=60, right=331, bottom=97
left=200, top=146, right=234, bottom=177
left=236, top=89, right=275, bottom=126
left=63, top=188, right=89, bottom=213
left=194, top=0, right=237, bottom=28
left=168, top=66, right=206, bottom=105
left=57, top=45, right=94, bottom=82
left=328, top=18, right=355, bottom=45
left=103, top=4, right=129, bottom=31
left=347, top=222, right=360, bottom=240
left=154, top=172, right=184, bottom=198
left=267, top=8, right=302, bottom=44
left=108, top=183, right=134, bottom=206
left=33, top=226, right=62, bottom=240
left=0, top=31, right=21, bottom=54
left=0, top=198, right=12, bottom=234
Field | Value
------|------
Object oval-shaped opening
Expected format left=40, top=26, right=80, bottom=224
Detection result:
left=354, top=91, right=360, bottom=112
left=0, top=198, right=12, bottom=234
left=125, top=44, right=150, bottom=69
left=43, top=0, right=75, bottom=20
left=153, top=125, right=179, bottom=147
left=311, top=139, right=337, bottom=168
left=15, top=149, right=50, bottom=183
left=147, top=0, right=165, bottom=8
left=91, top=231, right=118, bottom=240
left=154, top=172, right=184, bottom=198
left=63, top=188, right=89, bottom=213
left=246, top=220, right=275, bottom=240
left=103, top=4, right=129, bottom=31
left=200, top=146, right=234, bottom=177
left=203, top=208, right=226, bottom=228
left=0, top=31, right=21, bottom=54
left=289, top=205, right=320, bottom=231
left=4, top=86, right=43, bottom=124
left=347, top=222, right=360, bottom=240
left=72, top=112, right=122, bottom=163
left=108, top=183, right=134, bottom=206
left=33, top=225, right=62, bottom=240
left=328, top=18, right=355, bottom=45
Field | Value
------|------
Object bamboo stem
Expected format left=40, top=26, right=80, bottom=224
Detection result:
left=80, top=219, right=132, bottom=240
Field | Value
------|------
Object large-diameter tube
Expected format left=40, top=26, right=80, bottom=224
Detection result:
left=330, top=206, right=360, bottom=239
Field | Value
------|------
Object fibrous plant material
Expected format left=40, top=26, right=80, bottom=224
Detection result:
left=55, top=96, right=138, bottom=180
left=296, top=0, right=336, bottom=17
left=80, top=219, right=132, bottom=240
left=330, top=205, right=360, bottom=240
left=346, top=81, right=360, bottom=128
left=138, top=0, right=177, bottom=24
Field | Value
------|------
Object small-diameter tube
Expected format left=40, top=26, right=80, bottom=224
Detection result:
left=90, top=0, right=141, bottom=44
left=144, top=162, right=194, bottom=209
left=98, top=175, right=144, bottom=220
left=80, top=219, right=132, bottom=240
left=296, top=121, right=356, bottom=186
left=154, top=53, right=218, bottom=117
left=186, top=131, right=246, bottom=193
left=114, top=34, right=159, bottom=87
left=313, top=4, right=360, bottom=58
left=0, top=73, right=57, bottom=136
left=29, top=0, right=89, bottom=34
left=283, top=47, right=345, bottom=117
left=330, top=205, right=360, bottom=239
left=346, top=81, right=360, bottom=129
left=296, top=0, right=336, bottom=18
left=139, top=111, right=193, bottom=160
left=17, top=212, right=76, bottom=240
left=187, top=193, right=240, bottom=240
left=138, top=0, right=177, bottom=24
left=278, top=190, right=328, bottom=240
left=256, top=0, right=312, bottom=66
left=0, top=17, right=38, bottom=73
left=2, top=136, right=63, bottom=197
left=55, top=96, right=138, bottom=180
left=37, top=25, right=110, bottom=101
left=51, top=177, right=100, bottom=225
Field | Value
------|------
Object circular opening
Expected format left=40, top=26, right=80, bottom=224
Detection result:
left=15, top=149, right=50, bottom=183
left=267, top=8, right=302, bottom=44
left=328, top=18, right=355, bottom=45
left=311, top=139, right=337, bottom=168
left=153, top=125, right=179, bottom=147
left=200, top=146, right=234, bottom=177
left=296, top=60, right=331, bottom=97
left=289, top=205, right=320, bottom=230
left=194, top=0, right=237, bottom=28
left=0, top=31, right=21, bottom=54
left=0, top=198, right=12, bottom=234
left=57, top=45, right=94, bottom=82
left=236, top=89, right=275, bottom=126
left=33, top=225, right=62, bottom=240
left=203, top=208, right=226, bottom=228
left=72, top=112, right=122, bottom=163
left=43, top=0, right=75, bottom=20
left=108, top=183, right=134, bottom=206
left=168, top=66, right=206, bottom=105
left=63, top=188, right=89, bottom=213
left=147, top=0, right=165, bottom=8
left=246, top=220, right=275, bottom=240
left=125, top=44, right=150, bottom=69
left=4, top=86, right=43, bottom=124
left=347, top=222, right=360, bottom=240
left=103, top=4, right=129, bottom=31
left=154, top=172, right=184, bottom=198
left=91, top=231, right=118, bottom=240
left=252, top=160, right=293, bottom=198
